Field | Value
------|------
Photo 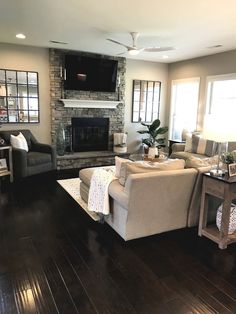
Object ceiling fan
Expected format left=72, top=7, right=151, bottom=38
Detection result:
left=107, top=32, right=174, bottom=55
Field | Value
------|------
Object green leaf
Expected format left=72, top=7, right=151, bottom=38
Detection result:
left=155, top=126, right=168, bottom=135
left=137, top=130, right=149, bottom=134
left=149, top=119, right=161, bottom=133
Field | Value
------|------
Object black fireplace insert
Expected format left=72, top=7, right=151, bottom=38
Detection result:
left=71, top=117, right=109, bottom=152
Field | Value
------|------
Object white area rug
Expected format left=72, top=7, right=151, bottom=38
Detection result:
left=57, top=178, right=100, bottom=221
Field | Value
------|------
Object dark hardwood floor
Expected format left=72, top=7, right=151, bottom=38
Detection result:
left=1, top=173, right=236, bottom=313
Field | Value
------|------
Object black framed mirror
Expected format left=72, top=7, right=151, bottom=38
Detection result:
left=132, top=79, right=161, bottom=123
left=0, top=69, right=39, bottom=123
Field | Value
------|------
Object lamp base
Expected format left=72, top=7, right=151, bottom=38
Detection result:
left=210, top=169, right=224, bottom=177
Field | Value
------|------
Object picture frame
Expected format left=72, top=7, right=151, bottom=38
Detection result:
left=228, top=163, right=236, bottom=177
left=0, top=158, right=7, bottom=172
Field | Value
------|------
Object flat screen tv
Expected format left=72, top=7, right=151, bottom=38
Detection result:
left=64, top=55, right=118, bottom=92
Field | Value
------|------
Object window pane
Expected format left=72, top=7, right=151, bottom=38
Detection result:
left=18, top=85, right=28, bottom=97
left=132, top=111, right=140, bottom=122
left=29, top=98, right=38, bottom=110
left=208, top=79, right=236, bottom=115
left=0, top=70, right=5, bottom=83
left=29, top=111, right=39, bottom=122
left=170, top=78, right=200, bottom=140
left=6, top=71, right=16, bottom=84
left=19, top=110, right=29, bottom=122
left=28, top=72, right=38, bottom=85
left=7, top=84, right=17, bottom=96
left=17, top=72, right=27, bottom=84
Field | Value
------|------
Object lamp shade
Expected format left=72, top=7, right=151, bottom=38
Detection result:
left=203, top=115, right=236, bottom=142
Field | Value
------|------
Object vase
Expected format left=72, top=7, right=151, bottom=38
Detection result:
left=56, top=123, right=66, bottom=156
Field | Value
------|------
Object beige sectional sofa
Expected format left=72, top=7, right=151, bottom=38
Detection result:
left=79, top=161, right=210, bottom=241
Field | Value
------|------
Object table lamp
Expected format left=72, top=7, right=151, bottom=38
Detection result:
left=203, top=115, right=236, bottom=176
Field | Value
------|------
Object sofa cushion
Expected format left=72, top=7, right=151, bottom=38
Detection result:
left=119, top=159, right=185, bottom=186
left=191, top=134, right=217, bottom=157
left=27, top=152, right=51, bottom=166
left=115, top=156, right=132, bottom=178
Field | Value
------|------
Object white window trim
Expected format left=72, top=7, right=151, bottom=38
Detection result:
left=169, top=77, right=200, bottom=140
left=205, top=72, right=236, bottom=115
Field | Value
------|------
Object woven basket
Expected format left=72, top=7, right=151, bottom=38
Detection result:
left=216, top=203, right=236, bottom=234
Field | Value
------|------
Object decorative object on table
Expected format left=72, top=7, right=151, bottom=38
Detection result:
left=221, top=151, right=236, bottom=175
left=0, top=158, right=7, bottom=172
left=0, top=136, right=5, bottom=146
left=56, top=123, right=66, bottom=156
left=137, top=118, right=168, bottom=159
left=216, top=203, right=236, bottom=234
left=228, top=163, right=236, bottom=177
left=203, top=115, right=236, bottom=177
left=113, top=132, right=127, bottom=153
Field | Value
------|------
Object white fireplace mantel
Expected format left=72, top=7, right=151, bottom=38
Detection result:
left=60, top=99, right=121, bottom=109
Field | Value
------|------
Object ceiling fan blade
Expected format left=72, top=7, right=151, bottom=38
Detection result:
left=117, top=51, right=127, bottom=55
left=106, top=38, right=133, bottom=50
left=143, top=47, right=175, bottom=52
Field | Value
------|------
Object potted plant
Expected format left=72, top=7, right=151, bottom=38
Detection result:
left=137, top=119, right=168, bottom=158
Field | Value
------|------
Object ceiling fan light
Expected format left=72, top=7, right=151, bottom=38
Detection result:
left=128, top=49, right=139, bottom=55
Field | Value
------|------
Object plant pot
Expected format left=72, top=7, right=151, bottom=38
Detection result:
left=148, top=146, right=158, bottom=159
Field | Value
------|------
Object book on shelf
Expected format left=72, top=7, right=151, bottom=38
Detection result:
left=0, top=158, right=8, bottom=172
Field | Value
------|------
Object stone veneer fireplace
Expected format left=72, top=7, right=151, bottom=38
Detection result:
left=49, top=49, right=126, bottom=169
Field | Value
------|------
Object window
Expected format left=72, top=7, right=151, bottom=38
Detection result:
left=0, top=69, right=39, bottom=123
left=169, top=78, right=200, bottom=140
left=206, top=73, right=236, bottom=116
left=132, top=80, right=161, bottom=123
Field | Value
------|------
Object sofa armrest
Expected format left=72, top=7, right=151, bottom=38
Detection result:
left=171, top=143, right=185, bottom=152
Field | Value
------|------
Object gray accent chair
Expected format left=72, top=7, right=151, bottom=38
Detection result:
left=0, top=129, right=56, bottom=178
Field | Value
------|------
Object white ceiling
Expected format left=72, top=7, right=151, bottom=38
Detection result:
left=1, top=0, right=236, bottom=63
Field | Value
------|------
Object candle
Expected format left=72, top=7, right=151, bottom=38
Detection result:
left=64, top=69, right=67, bottom=80
left=118, top=76, right=120, bottom=86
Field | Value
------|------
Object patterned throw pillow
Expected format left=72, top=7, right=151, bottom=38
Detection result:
left=191, top=134, right=217, bottom=157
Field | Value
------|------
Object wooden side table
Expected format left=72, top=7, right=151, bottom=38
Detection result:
left=198, top=173, right=236, bottom=249
left=0, top=146, right=13, bottom=183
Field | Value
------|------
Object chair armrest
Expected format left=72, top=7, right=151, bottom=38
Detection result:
left=171, top=143, right=185, bottom=152
left=12, top=148, right=27, bottom=177
left=32, top=142, right=53, bottom=153
left=32, top=143, right=56, bottom=169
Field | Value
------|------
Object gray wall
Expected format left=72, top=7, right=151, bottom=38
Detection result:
left=125, top=59, right=168, bottom=152
left=167, top=50, right=236, bottom=134
left=0, top=43, right=51, bottom=143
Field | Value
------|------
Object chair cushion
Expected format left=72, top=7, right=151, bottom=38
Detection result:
left=10, top=132, right=29, bottom=152
left=27, top=152, right=51, bottom=166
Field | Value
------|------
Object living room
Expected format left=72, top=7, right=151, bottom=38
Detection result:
left=1, top=1, right=236, bottom=313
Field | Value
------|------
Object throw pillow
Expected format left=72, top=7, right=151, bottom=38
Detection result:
left=185, top=157, right=211, bottom=168
left=115, top=156, right=132, bottom=178
left=10, top=132, right=29, bottom=152
left=191, top=134, right=217, bottom=157
left=184, top=133, right=193, bottom=152
left=119, top=159, right=185, bottom=186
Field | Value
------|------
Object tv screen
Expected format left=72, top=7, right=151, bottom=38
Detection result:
left=64, top=55, right=118, bottom=92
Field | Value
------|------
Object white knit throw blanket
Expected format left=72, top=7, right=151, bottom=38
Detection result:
left=88, top=166, right=116, bottom=215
